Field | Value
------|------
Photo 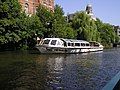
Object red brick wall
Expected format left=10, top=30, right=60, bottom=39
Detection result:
left=18, top=0, right=54, bottom=14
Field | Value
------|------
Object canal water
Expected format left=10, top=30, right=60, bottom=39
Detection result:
left=0, top=48, right=120, bottom=90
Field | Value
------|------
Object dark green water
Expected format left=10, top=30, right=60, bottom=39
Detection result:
left=0, top=48, right=120, bottom=90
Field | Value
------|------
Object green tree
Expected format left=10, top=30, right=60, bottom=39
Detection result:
left=0, top=0, right=44, bottom=50
left=36, top=5, right=53, bottom=37
left=0, top=0, right=21, bottom=19
left=0, top=0, right=21, bottom=50
left=52, top=5, right=76, bottom=38
left=17, top=14, right=44, bottom=49
left=100, top=23, right=115, bottom=45
left=71, top=11, right=100, bottom=41
left=95, top=18, right=117, bottom=47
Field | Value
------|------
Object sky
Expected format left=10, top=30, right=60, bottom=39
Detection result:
left=55, top=0, right=120, bottom=26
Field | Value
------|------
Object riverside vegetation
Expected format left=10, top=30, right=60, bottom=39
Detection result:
left=0, top=0, right=119, bottom=50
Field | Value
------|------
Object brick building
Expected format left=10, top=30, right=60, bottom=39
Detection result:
left=19, top=0, right=54, bottom=15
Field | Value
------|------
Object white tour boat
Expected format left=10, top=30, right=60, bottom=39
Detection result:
left=36, top=38, right=103, bottom=54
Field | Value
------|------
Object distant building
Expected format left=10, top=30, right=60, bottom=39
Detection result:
left=114, top=26, right=120, bottom=37
left=66, top=4, right=96, bottom=22
left=18, top=0, right=54, bottom=15
left=113, top=25, right=120, bottom=47
left=85, top=4, right=96, bottom=20
left=66, top=13, right=75, bottom=22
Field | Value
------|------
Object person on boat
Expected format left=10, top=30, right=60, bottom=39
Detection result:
left=39, top=37, right=44, bottom=45
left=36, top=35, right=44, bottom=45
left=37, top=37, right=40, bottom=45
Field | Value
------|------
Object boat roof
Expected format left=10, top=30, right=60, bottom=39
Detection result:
left=43, top=38, right=89, bottom=43
left=61, top=39, right=89, bottom=43
left=44, top=38, right=61, bottom=40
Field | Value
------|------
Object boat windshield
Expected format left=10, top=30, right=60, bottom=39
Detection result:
left=90, top=42, right=99, bottom=47
left=68, top=43, right=74, bottom=46
left=50, top=40, right=57, bottom=45
left=43, top=40, right=50, bottom=44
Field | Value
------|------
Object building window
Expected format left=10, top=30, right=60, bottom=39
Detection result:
left=33, top=6, right=35, bottom=14
left=37, top=0, right=40, bottom=3
left=25, top=3, right=29, bottom=14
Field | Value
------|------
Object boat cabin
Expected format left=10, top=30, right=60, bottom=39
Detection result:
left=61, top=39, right=90, bottom=48
left=43, top=38, right=64, bottom=47
left=89, top=41, right=101, bottom=47
left=42, top=38, right=90, bottom=48
left=36, top=38, right=103, bottom=53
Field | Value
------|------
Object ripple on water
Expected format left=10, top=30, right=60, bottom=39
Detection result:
left=0, top=49, right=120, bottom=90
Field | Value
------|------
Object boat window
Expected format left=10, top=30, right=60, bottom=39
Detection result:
left=64, top=42, right=67, bottom=47
left=57, top=41, right=61, bottom=45
left=95, top=43, right=99, bottom=47
left=43, top=40, right=50, bottom=44
left=68, top=43, right=70, bottom=46
left=81, top=43, right=85, bottom=46
left=68, top=43, right=74, bottom=46
left=51, top=40, right=57, bottom=45
left=86, top=43, right=90, bottom=46
left=71, top=43, right=74, bottom=46
left=75, top=43, right=80, bottom=46
left=90, top=42, right=95, bottom=46
left=90, top=42, right=99, bottom=47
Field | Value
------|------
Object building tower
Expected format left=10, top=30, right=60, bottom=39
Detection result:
left=85, top=4, right=96, bottom=20
left=19, top=0, right=54, bottom=15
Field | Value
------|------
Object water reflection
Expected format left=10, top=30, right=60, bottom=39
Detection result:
left=39, top=52, right=103, bottom=90
left=46, top=56, right=64, bottom=90
left=36, top=50, right=120, bottom=90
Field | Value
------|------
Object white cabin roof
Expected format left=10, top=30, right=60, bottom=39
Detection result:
left=44, top=38, right=61, bottom=40
left=43, top=38, right=89, bottom=44
left=62, top=39, right=89, bottom=43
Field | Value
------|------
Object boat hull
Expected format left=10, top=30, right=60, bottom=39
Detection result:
left=36, top=45, right=103, bottom=54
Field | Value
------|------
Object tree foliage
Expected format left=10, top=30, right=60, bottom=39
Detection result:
left=71, top=11, right=100, bottom=41
left=0, top=0, right=44, bottom=50
left=0, top=0, right=21, bottom=44
left=36, top=4, right=76, bottom=39
left=36, top=5, right=53, bottom=37
left=52, top=5, right=76, bottom=38
left=95, top=18, right=118, bottom=46
left=0, top=0, right=119, bottom=50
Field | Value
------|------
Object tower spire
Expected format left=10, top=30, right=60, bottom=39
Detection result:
left=85, top=3, right=96, bottom=20
left=86, top=4, right=93, bottom=15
